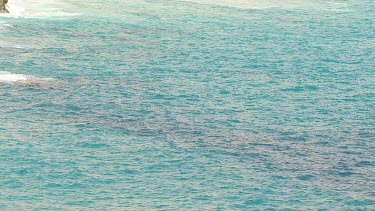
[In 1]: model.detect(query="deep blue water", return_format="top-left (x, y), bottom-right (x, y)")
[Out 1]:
top-left (0, 0), bottom-right (374, 209)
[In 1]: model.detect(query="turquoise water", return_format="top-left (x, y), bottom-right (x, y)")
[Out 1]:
top-left (1, 0), bottom-right (374, 209)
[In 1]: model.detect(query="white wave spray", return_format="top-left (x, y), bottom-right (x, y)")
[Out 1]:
top-left (0, 71), bottom-right (54, 85)
top-left (4, 0), bottom-right (79, 18)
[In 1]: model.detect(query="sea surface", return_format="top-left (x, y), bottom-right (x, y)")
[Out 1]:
top-left (0, 0), bottom-right (374, 209)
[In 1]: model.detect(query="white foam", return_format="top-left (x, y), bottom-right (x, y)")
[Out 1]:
top-left (3, 0), bottom-right (79, 18)
top-left (0, 72), bottom-right (28, 84)
top-left (321, 2), bottom-right (351, 12)
top-left (0, 71), bottom-right (54, 85)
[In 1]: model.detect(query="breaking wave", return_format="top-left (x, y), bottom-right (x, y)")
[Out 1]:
top-left (3, 0), bottom-right (79, 18)
top-left (0, 71), bottom-right (54, 85)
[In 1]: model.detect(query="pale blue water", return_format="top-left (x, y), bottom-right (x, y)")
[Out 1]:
top-left (0, 0), bottom-right (374, 209)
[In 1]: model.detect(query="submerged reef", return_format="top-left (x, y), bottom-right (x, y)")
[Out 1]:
top-left (0, 0), bottom-right (8, 13)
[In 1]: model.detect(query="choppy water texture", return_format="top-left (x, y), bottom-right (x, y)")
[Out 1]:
top-left (1, 0), bottom-right (374, 209)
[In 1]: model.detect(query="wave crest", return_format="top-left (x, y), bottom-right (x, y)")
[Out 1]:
top-left (0, 71), bottom-right (54, 86)
top-left (4, 0), bottom-right (79, 18)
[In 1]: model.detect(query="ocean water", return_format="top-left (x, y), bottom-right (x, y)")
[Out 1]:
top-left (1, 0), bottom-right (374, 209)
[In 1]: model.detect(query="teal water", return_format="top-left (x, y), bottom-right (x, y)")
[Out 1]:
top-left (1, 0), bottom-right (374, 209)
